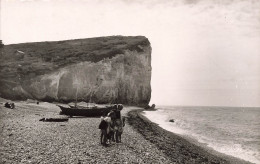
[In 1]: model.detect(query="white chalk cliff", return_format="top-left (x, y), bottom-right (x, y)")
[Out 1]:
top-left (0, 36), bottom-right (151, 106)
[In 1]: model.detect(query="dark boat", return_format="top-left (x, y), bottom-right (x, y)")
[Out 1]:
top-left (57, 85), bottom-right (114, 117)
top-left (57, 104), bottom-right (113, 117)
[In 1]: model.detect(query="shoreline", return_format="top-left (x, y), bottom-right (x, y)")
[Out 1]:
top-left (0, 100), bottom-right (253, 163)
top-left (127, 109), bottom-right (252, 164)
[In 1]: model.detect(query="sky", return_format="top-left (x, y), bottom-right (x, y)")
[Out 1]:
top-left (1, 0), bottom-right (260, 107)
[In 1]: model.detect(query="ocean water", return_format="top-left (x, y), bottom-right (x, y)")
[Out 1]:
top-left (143, 106), bottom-right (260, 164)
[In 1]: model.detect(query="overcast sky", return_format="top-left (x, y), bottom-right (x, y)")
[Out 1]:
top-left (1, 0), bottom-right (260, 107)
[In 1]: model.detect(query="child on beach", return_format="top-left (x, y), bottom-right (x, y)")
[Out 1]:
top-left (113, 104), bottom-right (125, 143)
top-left (99, 105), bottom-right (125, 145)
top-left (99, 113), bottom-right (109, 146)
top-left (107, 110), bottom-right (116, 142)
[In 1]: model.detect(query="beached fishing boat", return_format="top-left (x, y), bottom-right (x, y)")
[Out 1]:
top-left (57, 104), bottom-right (114, 117)
top-left (57, 78), bottom-right (115, 117)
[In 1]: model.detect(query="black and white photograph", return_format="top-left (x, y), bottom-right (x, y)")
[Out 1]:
top-left (0, 0), bottom-right (259, 163)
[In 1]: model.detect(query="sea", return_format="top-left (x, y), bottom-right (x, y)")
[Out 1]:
top-left (143, 106), bottom-right (260, 164)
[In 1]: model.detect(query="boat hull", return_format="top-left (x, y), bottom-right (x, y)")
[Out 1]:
top-left (57, 105), bottom-right (113, 117)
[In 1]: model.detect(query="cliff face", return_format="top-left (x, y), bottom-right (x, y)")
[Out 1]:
top-left (0, 36), bottom-right (151, 106)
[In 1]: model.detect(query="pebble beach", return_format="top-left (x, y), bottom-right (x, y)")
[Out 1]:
top-left (0, 101), bottom-right (171, 163)
top-left (0, 100), bottom-right (251, 164)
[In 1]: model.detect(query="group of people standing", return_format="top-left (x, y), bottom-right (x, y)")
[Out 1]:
top-left (98, 104), bottom-right (125, 146)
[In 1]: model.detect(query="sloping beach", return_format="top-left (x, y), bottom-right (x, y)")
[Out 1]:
top-left (0, 100), bottom-right (251, 164)
top-left (0, 101), bottom-right (171, 163)
top-left (128, 109), bottom-right (252, 164)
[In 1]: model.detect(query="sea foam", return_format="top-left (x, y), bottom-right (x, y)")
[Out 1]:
top-left (143, 106), bottom-right (260, 164)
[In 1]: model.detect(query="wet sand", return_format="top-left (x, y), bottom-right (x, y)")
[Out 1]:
top-left (0, 100), bottom-right (251, 163)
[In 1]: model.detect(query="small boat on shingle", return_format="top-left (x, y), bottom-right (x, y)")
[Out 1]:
top-left (57, 103), bottom-right (114, 117)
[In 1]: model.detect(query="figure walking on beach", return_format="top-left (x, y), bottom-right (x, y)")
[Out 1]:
top-left (113, 104), bottom-right (125, 143)
top-left (107, 109), bottom-right (116, 142)
top-left (99, 113), bottom-right (110, 146)
top-left (99, 105), bottom-right (125, 146)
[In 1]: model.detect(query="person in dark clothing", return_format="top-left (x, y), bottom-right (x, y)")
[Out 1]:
top-left (107, 110), bottom-right (116, 142)
top-left (99, 113), bottom-right (108, 146)
top-left (115, 109), bottom-right (121, 119)
top-left (114, 104), bottom-right (125, 143)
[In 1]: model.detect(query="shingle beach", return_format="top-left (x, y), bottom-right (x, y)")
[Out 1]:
top-left (0, 100), bottom-right (251, 164)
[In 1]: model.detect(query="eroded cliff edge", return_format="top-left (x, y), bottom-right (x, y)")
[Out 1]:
top-left (0, 36), bottom-right (151, 106)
